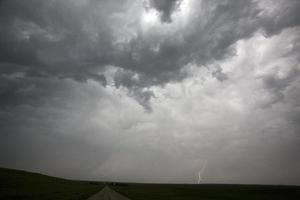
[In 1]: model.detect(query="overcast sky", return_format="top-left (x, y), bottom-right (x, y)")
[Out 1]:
top-left (0, 0), bottom-right (300, 185)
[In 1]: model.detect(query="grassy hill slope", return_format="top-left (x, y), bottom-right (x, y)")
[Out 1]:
top-left (0, 167), bottom-right (103, 200)
top-left (1, 167), bottom-right (300, 200)
top-left (112, 183), bottom-right (300, 200)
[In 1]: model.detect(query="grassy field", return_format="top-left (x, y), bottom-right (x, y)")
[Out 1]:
top-left (1, 167), bottom-right (300, 200)
top-left (112, 183), bottom-right (300, 200)
top-left (0, 167), bottom-right (103, 200)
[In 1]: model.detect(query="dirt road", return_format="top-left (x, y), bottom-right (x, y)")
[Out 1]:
top-left (87, 186), bottom-right (131, 200)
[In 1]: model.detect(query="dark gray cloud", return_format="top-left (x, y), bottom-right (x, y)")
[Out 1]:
top-left (1, 0), bottom-right (299, 93)
top-left (148, 0), bottom-right (182, 23)
top-left (0, 0), bottom-right (300, 184)
top-left (211, 65), bottom-right (228, 82)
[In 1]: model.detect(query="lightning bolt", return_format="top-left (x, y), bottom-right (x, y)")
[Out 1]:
top-left (197, 160), bottom-right (207, 184)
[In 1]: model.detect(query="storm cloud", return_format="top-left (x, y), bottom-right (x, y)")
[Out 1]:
top-left (0, 0), bottom-right (300, 184)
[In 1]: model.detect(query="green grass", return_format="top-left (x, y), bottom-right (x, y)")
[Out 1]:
top-left (112, 183), bottom-right (300, 200)
top-left (0, 167), bottom-right (103, 200)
